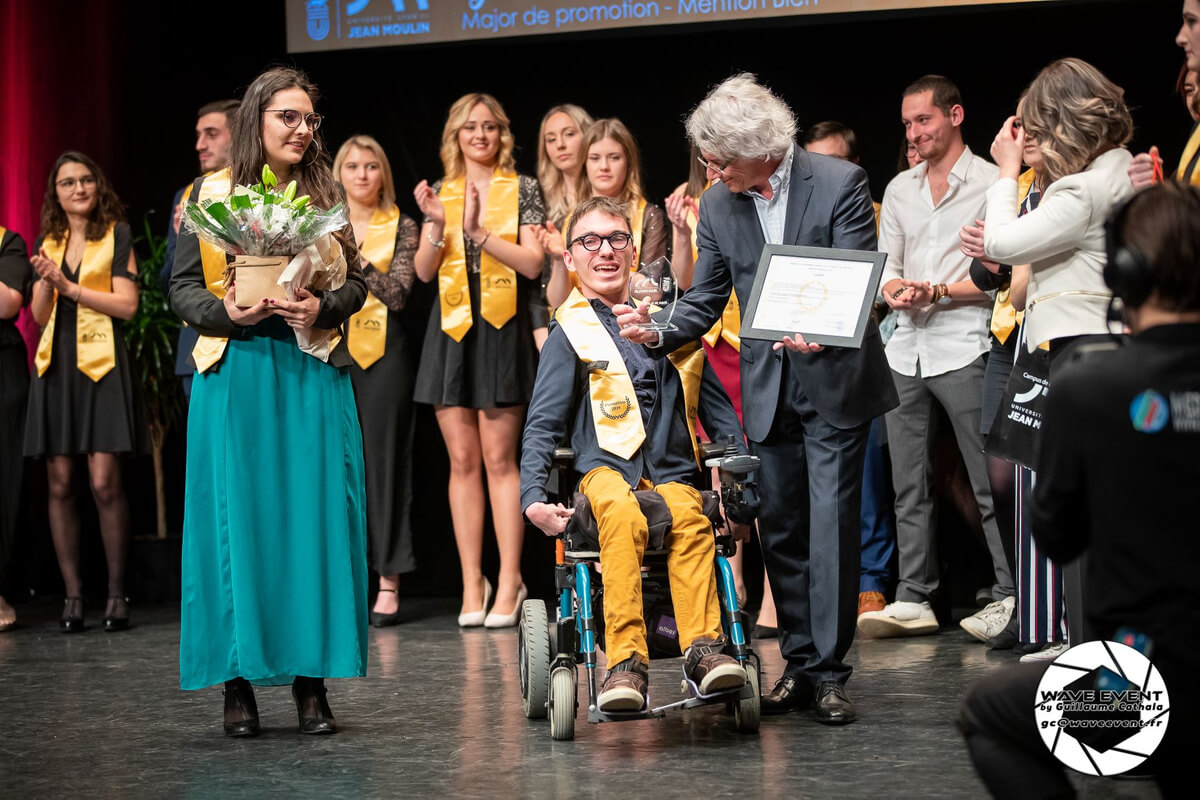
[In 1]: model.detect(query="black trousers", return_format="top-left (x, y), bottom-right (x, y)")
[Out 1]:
top-left (754, 358), bottom-right (869, 687)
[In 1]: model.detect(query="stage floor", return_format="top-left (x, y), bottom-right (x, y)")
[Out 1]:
top-left (0, 598), bottom-right (1160, 798)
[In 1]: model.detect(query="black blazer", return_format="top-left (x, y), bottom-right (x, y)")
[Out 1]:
top-left (520, 321), bottom-right (747, 511)
top-left (657, 148), bottom-right (898, 440)
top-left (167, 173), bottom-right (366, 369)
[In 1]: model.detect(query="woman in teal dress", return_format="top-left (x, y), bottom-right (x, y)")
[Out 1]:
top-left (168, 67), bottom-right (368, 737)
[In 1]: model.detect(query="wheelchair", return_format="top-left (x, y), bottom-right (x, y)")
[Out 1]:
top-left (518, 439), bottom-right (762, 740)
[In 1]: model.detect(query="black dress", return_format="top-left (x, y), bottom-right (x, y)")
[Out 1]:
top-left (24, 222), bottom-right (147, 457)
top-left (350, 214), bottom-right (418, 576)
top-left (0, 227), bottom-right (32, 594)
top-left (414, 175), bottom-right (545, 408)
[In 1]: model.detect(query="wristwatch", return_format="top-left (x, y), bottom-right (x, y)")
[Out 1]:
top-left (934, 283), bottom-right (952, 305)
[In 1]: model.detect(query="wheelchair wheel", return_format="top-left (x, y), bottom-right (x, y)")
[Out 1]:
top-left (519, 600), bottom-right (551, 719)
top-left (733, 661), bottom-right (761, 733)
top-left (549, 666), bottom-right (577, 741)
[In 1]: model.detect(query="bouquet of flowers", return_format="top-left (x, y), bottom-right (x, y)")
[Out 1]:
top-left (182, 164), bottom-right (351, 361)
top-left (181, 163), bottom-right (348, 256)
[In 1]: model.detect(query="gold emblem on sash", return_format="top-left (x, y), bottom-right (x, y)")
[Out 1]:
top-left (35, 223), bottom-right (117, 382)
top-left (438, 170), bottom-right (520, 341)
top-left (348, 205), bottom-right (400, 369)
top-left (191, 168), bottom-right (233, 373)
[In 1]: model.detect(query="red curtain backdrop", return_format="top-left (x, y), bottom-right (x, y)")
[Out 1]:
top-left (1, 0), bottom-right (116, 364)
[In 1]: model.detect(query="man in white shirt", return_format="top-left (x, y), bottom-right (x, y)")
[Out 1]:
top-left (859, 75), bottom-right (1015, 640)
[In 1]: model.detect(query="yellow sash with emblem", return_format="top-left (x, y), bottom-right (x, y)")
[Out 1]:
top-left (348, 205), bottom-right (401, 369)
top-left (556, 289), bottom-right (706, 467)
top-left (989, 169), bottom-right (1037, 345)
top-left (35, 223), bottom-right (117, 381)
top-left (438, 170), bottom-right (519, 341)
top-left (1177, 123), bottom-right (1200, 187)
top-left (191, 167), bottom-right (234, 373)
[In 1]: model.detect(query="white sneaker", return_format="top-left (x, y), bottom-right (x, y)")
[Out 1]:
top-left (959, 596), bottom-right (1016, 643)
top-left (1020, 642), bottom-right (1070, 663)
top-left (856, 601), bottom-right (939, 638)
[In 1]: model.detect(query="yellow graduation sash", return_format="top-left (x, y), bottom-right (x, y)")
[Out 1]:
top-left (1177, 123), bottom-right (1200, 187)
top-left (191, 167), bottom-right (233, 373)
top-left (689, 196), bottom-right (742, 352)
top-left (557, 289), bottom-right (706, 466)
top-left (438, 170), bottom-right (519, 341)
top-left (348, 205), bottom-right (401, 369)
top-left (989, 169), bottom-right (1037, 345)
top-left (35, 223), bottom-right (117, 381)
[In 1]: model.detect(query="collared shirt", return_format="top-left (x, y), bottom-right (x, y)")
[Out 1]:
top-left (592, 298), bottom-right (656, 424)
top-left (878, 145), bottom-right (998, 378)
top-left (747, 143), bottom-right (794, 245)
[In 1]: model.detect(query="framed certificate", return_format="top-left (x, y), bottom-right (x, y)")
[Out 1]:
top-left (740, 245), bottom-right (888, 348)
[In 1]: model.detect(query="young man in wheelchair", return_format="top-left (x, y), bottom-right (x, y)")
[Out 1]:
top-left (521, 196), bottom-right (751, 713)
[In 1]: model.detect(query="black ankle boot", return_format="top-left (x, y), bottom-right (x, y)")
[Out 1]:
top-left (60, 597), bottom-right (85, 634)
top-left (223, 678), bottom-right (261, 737)
top-left (103, 595), bottom-right (131, 633)
top-left (292, 676), bottom-right (337, 735)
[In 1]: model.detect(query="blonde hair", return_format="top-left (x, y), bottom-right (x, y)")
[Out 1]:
top-left (537, 104), bottom-right (594, 225)
top-left (576, 118), bottom-right (645, 218)
top-left (1021, 58), bottom-right (1133, 185)
top-left (439, 93), bottom-right (516, 180)
top-left (333, 134), bottom-right (397, 211)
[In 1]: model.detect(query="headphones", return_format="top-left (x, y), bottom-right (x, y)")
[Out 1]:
top-left (1103, 191), bottom-right (1152, 309)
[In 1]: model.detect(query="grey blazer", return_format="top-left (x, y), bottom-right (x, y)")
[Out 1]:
top-left (658, 148), bottom-right (898, 440)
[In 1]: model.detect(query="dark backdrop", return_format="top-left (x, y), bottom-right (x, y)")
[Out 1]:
top-left (3, 0), bottom-right (1188, 604)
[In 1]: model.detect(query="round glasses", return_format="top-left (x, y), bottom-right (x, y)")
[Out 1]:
top-left (265, 109), bottom-right (323, 131)
top-left (569, 232), bottom-right (633, 252)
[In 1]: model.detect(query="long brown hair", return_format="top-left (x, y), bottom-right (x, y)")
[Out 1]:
top-left (575, 118), bottom-right (645, 215)
top-left (439, 92), bottom-right (517, 181)
top-left (40, 151), bottom-right (126, 242)
top-left (229, 67), bottom-right (340, 211)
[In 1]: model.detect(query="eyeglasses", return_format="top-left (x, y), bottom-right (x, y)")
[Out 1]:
top-left (265, 109), bottom-right (323, 131)
top-left (697, 154), bottom-right (732, 177)
top-left (569, 232), bottom-right (633, 252)
top-left (56, 175), bottom-right (97, 190)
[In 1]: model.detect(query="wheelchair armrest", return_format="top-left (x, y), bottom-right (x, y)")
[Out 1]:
top-left (699, 441), bottom-right (731, 463)
top-left (552, 447), bottom-right (576, 471)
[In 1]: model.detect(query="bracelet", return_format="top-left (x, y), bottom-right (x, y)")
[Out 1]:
top-left (427, 230), bottom-right (445, 248)
top-left (891, 286), bottom-right (906, 300)
top-left (474, 229), bottom-right (491, 248)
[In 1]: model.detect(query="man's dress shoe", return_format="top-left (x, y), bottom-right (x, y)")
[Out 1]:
top-left (814, 680), bottom-right (857, 725)
top-left (761, 674), bottom-right (813, 715)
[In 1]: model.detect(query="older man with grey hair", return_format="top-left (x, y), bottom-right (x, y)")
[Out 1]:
top-left (620, 73), bottom-right (898, 724)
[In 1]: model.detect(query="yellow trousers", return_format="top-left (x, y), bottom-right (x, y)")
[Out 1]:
top-left (578, 466), bottom-right (723, 666)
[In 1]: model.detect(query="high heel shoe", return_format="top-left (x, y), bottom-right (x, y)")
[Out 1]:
top-left (370, 588), bottom-right (402, 628)
top-left (457, 578), bottom-right (493, 628)
top-left (223, 677), bottom-right (260, 737)
top-left (60, 597), bottom-right (85, 634)
top-left (484, 584), bottom-right (528, 628)
top-left (292, 676), bottom-right (337, 735)
top-left (103, 595), bottom-right (131, 633)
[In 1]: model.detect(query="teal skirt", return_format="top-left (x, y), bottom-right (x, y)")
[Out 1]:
top-left (179, 332), bottom-right (368, 690)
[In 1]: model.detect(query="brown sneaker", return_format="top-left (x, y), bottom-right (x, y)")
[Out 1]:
top-left (684, 636), bottom-right (746, 695)
top-left (858, 591), bottom-right (886, 617)
top-left (598, 655), bottom-right (649, 712)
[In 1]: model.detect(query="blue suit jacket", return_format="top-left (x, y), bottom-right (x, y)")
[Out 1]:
top-left (520, 320), bottom-right (747, 511)
top-left (658, 148), bottom-right (898, 441)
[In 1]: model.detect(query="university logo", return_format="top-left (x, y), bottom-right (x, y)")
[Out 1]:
top-left (346, 0), bottom-right (429, 12)
top-left (1033, 640), bottom-right (1170, 776)
top-left (306, 0), bottom-right (330, 41)
top-left (360, 318), bottom-right (381, 330)
top-left (444, 289), bottom-right (464, 306)
top-left (1129, 390), bottom-right (1169, 433)
top-left (80, 331), bottom-right (108, 342)
top-left (599, 397), bottom-right (632, 420)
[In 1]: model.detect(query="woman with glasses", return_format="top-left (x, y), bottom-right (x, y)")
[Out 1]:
top-left (25, 151), bottom-right (144, 634)
top-left (333, 134), bottom-right (419, 628)
top-left (412, 93), bottom-right (545, 629)
top-left (170, 66), bottom-right (368, 736)
top-left (1, 223), bottom-right (33, 632)
top-left (545, 118), bottom-right (666, 308)
top-left (533, 104), bottom-right (592, 337)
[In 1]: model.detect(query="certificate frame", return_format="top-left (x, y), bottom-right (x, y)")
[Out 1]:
top-left (740, 244), bottom-right (888, 349)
